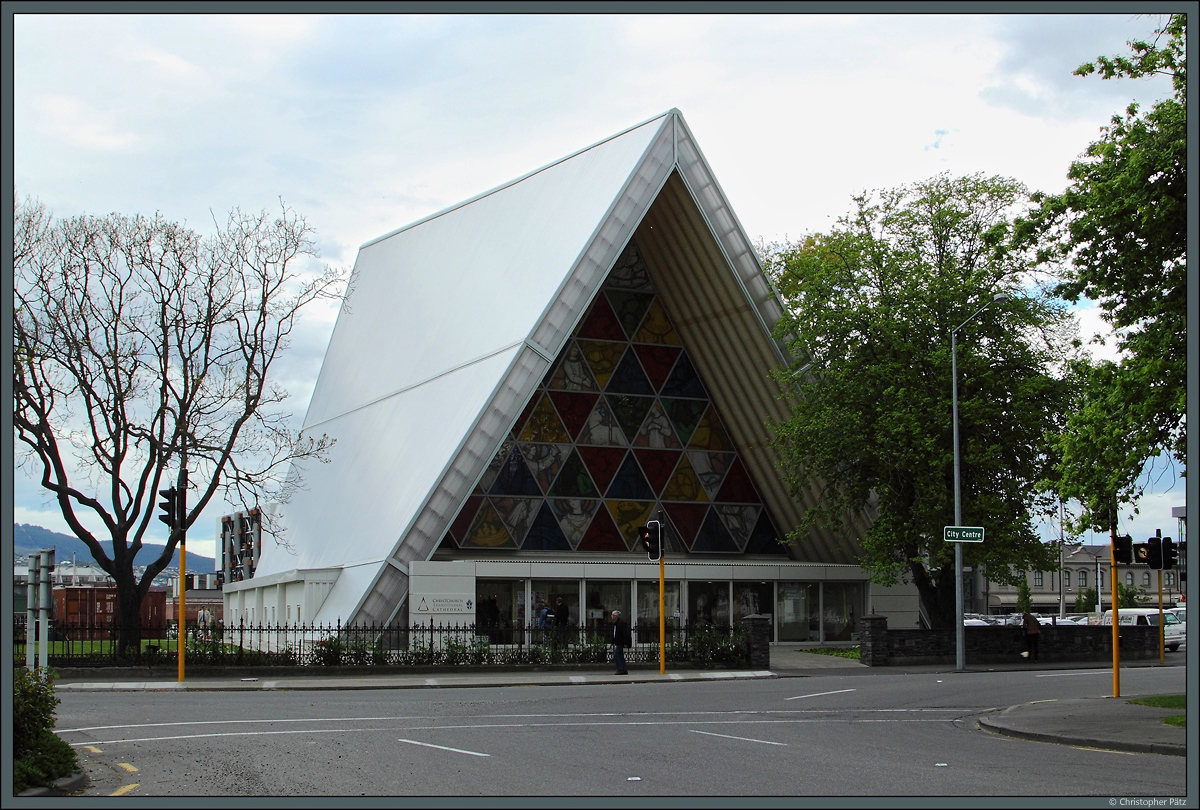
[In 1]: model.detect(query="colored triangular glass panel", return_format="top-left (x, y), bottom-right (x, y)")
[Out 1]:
top-left (476, 440), bottom-right (513, 494)
top-left (548, 390), bottom-right (598, 441)
top-left (575, 293), bottom-right (625, 341)
top-left (550, 498), bottom-right (600, 546)
top-left (448, 495), bottom-right (484, 542)
top-left (661, 351), bottom-right (707, 399)
top-left (461, 500), bottom-right (517, 548)
top-left (605, 290), bottom-right (655, 339)
top-left (631, 298), bottom-right (680, 345)
top-left (744, 510), bottom-right (788, 555)
top-left (606, 393), bottom-right (654, 444)
top-left (607, 452), bottom-right (656, 500)
top-left (605, 243), bottom-right (655, 292)
top-left (691, 508), bottom-right (740, 553)
top-left (633, 344), bottom-right (682, 392)
top-left (489, 446), bottom-right (542, 496)
top-left (605, 347), bottom-right (654, 395)
top-left (577, 339), bottom-right (625, 389)
top-left (663, 502), bottom-right (708, 548)
top-left (662, 453), bottom-right (707, 502)
top-left (663, 398), bottom-right (708, 447)
top-left (687, 405), bottom-right (735, 451)
top-left (605, 500), bottom-right (656, 548)
top-left (577, 396), bottom-right (628, 447)
top-left (492, 496), bottom-right (541, 545)
top-left (576, 446), bottom-right (627, 493)
top-left (548, 449), bottom-right (599, 498)
top-left (521, 501), bottom-right (572, 551)
top-left (545, 341), bottom-right (599, 392)
top-left (686, 450), bottom-right (733, 500)
top-left (715, 457), bottom-right (761, 503)
top-left (715, 504), bottom-right (761, 551)
top-left (632, 448), bottom-right (681, 494)
top-left (511, 396), bottom-right (539, 440)
top-left (518, 394), bottom-right (572, 443)
top-left (519, 443), bottom-right (570, 494)
top-left (577, 504), bottom-right (630, 551)
top-left (634, 400), bottom-right (682, 449)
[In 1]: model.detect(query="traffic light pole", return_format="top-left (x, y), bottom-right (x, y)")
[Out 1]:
top-left (1109, 504), bottom-right (1120, 698)
top-left (176, 467), bottom-right (188, 683)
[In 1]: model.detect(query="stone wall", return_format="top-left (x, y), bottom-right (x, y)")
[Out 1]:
top-left (857, 615), bottom-right (1163, 666)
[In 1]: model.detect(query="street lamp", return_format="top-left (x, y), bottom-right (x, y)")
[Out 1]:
top-left (952, 292), bottom-right (1008, 672)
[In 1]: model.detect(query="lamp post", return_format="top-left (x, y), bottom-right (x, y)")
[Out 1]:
top-left (952, 292), bottom-right (1008, 672)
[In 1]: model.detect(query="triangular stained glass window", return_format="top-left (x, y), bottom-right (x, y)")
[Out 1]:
top-left (548, 390), bottom-right (598, 442)
top-left (576, 293), bottom-right (625, 341)
top-left (440, 237), bottom-right (779, 560)
top-left (606, 453), bottom-right (656, 500)
top-left (550, 498), bottom-right (601, 547)
top-left (661, 352), bottom-right (707, 399)
top-left (607, 394), bottom-right (654, 444)
top-left (547, 450), bottom-right (599, 498)
top-left (631, 299), bottom-right (680, 345)
top-left (492, 496), bottom-right (540, 545)
top-left (518, 395), bottom-right (572, 444)
top-left (577, 339), bottom-right (625, 389)
top-left (577, 505), bottom-right (630, 551)
top-left (606, 290), bottom-right (655, 339)
top-left (545, 341), bottom-right (599, 392)
top-left (520, 443), bottom-right (571, 495)
top-left (634, 400), bottom-right (682, 449)
top-left (521, 501), bottom-right (572, 551)
top-left (633, 344), bottom-right (681, 393)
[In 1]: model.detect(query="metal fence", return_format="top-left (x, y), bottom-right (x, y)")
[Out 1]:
top-left (12, 618), bottom-right (749, 669)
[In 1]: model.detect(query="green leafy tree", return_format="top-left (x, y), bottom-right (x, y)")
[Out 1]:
top-left (1015, 579), bottom-right (1033, 614)
top-left (1017, 14), bottom-right (1187, 535)
top-left (13, 195), bottom-right (345, 657)
top-left (1116, 581), bottom-right (1148, 609)
top-left (764, 173), bottom-right (1074, 629)
top-left (1074, 587), bottom-right (1098, 613)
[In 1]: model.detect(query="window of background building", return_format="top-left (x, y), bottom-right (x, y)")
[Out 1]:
top-left (1125, 572), bottom-right (1134, 587)
top-left (1078, 571), bottom-right (1087, 588)
top-left (1166, 572), bottom-right (1175, 586)
top-left (733, 582), bottom-right (774, 624)
top-left (586, 581), bottom-right (631, 636)
top-left (688, 581), bottom-right (729, 627)
top-left (476, 579), bottom-right (522, 644)
top-left (531, 579), bottom-right (580, 631)
top-left (635, 580), bottom-right (681, 639)
top-left (1034, 571), bottom-right (1043, 587)
top-left (777, 581), bottom-right (819, 642)
top-left (1142, 572), bottom-right (1151, 587)
top-left (822, 583), bottom-right (864, 642)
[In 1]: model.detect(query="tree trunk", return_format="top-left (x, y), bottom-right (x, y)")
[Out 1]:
top-left (113, 571), bottom-right (144, 660)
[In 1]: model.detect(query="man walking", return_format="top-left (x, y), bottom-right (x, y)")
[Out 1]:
top-left (610, 610), bottom-right (631, 674)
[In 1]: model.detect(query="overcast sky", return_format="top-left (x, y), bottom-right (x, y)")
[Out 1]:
top-left (10, 9), bottom-right (1185, 561)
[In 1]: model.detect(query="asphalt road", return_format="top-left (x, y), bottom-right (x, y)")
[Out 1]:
top-left (52, 664), bottom-right (1188, 801)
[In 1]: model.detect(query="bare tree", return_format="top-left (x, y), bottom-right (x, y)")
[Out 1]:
top-left (13, 193), bottom-right (345, 657)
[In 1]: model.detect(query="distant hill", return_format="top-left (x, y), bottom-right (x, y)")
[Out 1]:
top-left (13, 523), bottom-right (217, 574)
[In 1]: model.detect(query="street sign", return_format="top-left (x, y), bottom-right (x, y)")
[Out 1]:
top-left (944, 526), bottom-right (984, 543)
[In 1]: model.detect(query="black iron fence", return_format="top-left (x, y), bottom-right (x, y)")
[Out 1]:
top-left (12, 618), bottom-right (749, 669)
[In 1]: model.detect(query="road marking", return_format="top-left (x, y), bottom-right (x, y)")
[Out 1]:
top-left (690, 729), bottom-right (786, 746)
top-left (117, 763), bottom-right (139, 773)
top-left (83, 745), bottom-right (102, 753)
top-left (1035, 671), bottom-right (1111, 678)
top-left (110, 784), bottom-right (139, 796)
top-left (785, 688), bottom-right (856, 701)
top-left (569, 676), bottom-right (587, 683)
top-left (397, 738), bottom-right (489, 757)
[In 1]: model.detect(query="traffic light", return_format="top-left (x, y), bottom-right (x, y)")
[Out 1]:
top-left (637, 521), bottom-right (661, 561)
top-left (158, 486), bottom-right (179, 531)
top-left (1146, 536), bottom-right (1163, 570)
top-left (1161, 537), bottom-right (1178, 570)
top-left (1112, 535), bottom-right (1133, 565)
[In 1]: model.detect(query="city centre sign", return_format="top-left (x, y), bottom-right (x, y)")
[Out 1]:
top-left (944, 526), bottom-right (984, 543)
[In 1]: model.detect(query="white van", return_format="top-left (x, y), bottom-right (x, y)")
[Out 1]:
top-left (1101, 608), bottom-right (1185, 652)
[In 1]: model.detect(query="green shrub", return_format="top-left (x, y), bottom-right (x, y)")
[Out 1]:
top-left (12, 668), bottom-right (80, 794)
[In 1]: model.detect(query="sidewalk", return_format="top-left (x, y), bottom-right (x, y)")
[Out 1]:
top-left (29, 649), bottom-right (1185, 795)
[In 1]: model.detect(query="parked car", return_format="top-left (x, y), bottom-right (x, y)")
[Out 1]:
top-left (1101, 608), bottom-right (1185, 652)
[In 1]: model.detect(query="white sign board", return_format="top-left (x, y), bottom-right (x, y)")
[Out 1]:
top-left (412, 594), bottom-right (474, 613)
